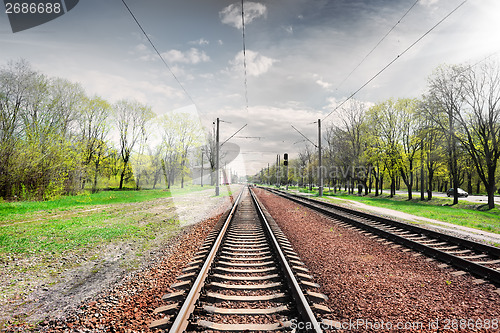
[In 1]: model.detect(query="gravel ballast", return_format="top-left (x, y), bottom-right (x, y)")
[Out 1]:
top-left (255, 188), bottom-right (500, 332)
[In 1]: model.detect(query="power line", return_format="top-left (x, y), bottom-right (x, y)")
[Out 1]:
top-left (120, 0), bottom-right (198, 108)
top-left (221, 124), bottom-right (248, 147)
top-left (241, 0), bottom-right (249, 112)
top-left (323, 0), bottom-right (468, 122)
top-left (335, 0), bottom-right (420, 91)
top-left (291, 125), bottom-right (317, 148)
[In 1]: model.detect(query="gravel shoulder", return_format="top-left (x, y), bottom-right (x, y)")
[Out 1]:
top-left (255, 188), bottom-right (500, 332)
top-left (1, 185), bottom-right (239, 331)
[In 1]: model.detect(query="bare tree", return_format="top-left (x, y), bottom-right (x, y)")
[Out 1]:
top-left (79, 96), bottom-right (111, 192)
top-left (0, 60), bottom-right (85, 199)
top-left (336, 99), bottom-right (369, 194)
top-left (422, 65), bottom-right (465, 205)
top-left (114, 100), bottom-right (154, 190)
top-left (203, 124), bottom-right (228, 186)
top-left (158, 112), bottom-right (202, 189)
top-left (149, 144), bottom-right (164, 189)
top-left (0, 59), bottom-right (38, 198)
top-left (177, 115), bottom-right (203, 188)
top-left (455, 61), bottom-right (500, 209)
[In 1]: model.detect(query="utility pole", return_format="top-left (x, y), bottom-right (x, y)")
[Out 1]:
top-left (284, 153), bottom-right (289, 191)
top-left (267, 163), bottom-right (269, 185)
top-left (278, 154), bottom-right (281, 187)
top-left (201, 148), bottom-right (204, 187)
top-left (215, 118), bottom-right (220, 196)
top-left (318, 119), bottom-right (323, 197)
top-left (275, 155), bottom-right (279, 187)
top-left (420, 138), bottom-right (425, 201)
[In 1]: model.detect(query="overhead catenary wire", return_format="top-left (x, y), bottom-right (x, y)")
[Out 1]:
top-left (120, 0), bottom-right (198, 109)
top-left (334, 0), bottom-right (420, 92)
top-left (221, 124), bottom-right (248, 147)
top-left (322, 0), bottom-right (468, 122)
top-left (291, 125), bottom-right (317, 148)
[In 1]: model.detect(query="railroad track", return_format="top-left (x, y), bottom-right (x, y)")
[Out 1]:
top-left (150, 186), bottom-right (330, 332)
top-left (264, 187), bottom-right (500, 286)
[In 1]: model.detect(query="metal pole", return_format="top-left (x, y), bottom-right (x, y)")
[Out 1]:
top-left (267, 163), bottom-right (269, 185)
top-left (275, 155), bottom-right (278, 187)
top-left (420, 138), bottom-right (425, 200)
top-left (286, 159), bottom-right (289, 191)
top-left (278, 154), bottom-right (281, 187)
top-left (318, 119), bottom-right (323, 197)
top-left (201, 150), bottom-right (204, 187)
top-left (215, 118), bottom-right (220, 196)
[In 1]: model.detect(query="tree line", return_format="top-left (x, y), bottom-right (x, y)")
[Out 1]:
top-left (254, 60), bottom-right (500, 209)
top-left (0, 59), bottom-right (215, 201)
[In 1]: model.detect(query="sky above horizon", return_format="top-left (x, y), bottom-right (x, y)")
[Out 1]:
top-left (1, 0), bottom-right (499, 176)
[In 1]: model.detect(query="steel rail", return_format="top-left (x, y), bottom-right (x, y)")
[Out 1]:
top-left (167, 187), bottom-right (244, 333)
top-left (249, 187), bottom-right (323, 332)
top-left (266, 188), bottom-right (500, 286)
top-left (270, 189), bottom-right (500, 257)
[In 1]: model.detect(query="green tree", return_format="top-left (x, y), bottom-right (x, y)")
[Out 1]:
top-left (395, 98), bottom-right (422, 200)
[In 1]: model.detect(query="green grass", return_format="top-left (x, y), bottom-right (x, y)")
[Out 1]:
top-left (0, 185), bottom-right (213, 222)
top-left (291, 187), bottom-right (500, 234)
top-left (0, 183), bottom-right (232, 329)
top-left (0, 210), bottom-right (178, 255)
top-left (0, 184), bottom-right (225, 255)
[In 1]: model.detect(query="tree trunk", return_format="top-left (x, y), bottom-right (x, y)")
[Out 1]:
top-left (427, 168), bottom-right (434, 200)
top-left (92, 162), bottom-right (99, 193)
top-left (390, 177), bottom-right (395, 197)
top-left (368, 167), bottom-right (373, 194)
top-left (119, 171), bottom-right (125, 190)
top-left (467, 172), bottom-right (473, 195)
top-left (487, 184), bottom-right (495, 209)
top-left (452, 173), bottom-right (459, 205)
top-left (486, 167), bottom-right (496, 209)
top-left (379, 175), bottom-right (384, 195)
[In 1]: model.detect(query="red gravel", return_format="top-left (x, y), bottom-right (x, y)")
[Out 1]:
top-left (255, 189), bottom-right (500, 332)
top-left (5, 213), bottom-right (222, 333)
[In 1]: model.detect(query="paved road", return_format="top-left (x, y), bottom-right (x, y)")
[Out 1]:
top-left (394, 190), bottom-right (500, 204)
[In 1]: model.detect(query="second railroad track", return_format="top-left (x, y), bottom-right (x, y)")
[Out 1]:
top-left (265, 187), bottom-right (500, 287)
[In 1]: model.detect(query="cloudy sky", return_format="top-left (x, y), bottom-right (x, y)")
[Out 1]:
top-left (1, 0), bottom-right (499, 176)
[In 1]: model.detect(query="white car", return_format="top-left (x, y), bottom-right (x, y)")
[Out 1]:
top-left (446, 188), bottom-right (468, 197)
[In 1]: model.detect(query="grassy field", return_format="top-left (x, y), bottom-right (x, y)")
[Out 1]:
top-left (0, 185), bottom-right (214, 223)
top-left (0, 185), bottom-right (221, 252)
top-left (283, 186), bottom-right (500, 234)
top-left (0, 185), bottom-right (222, 312)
